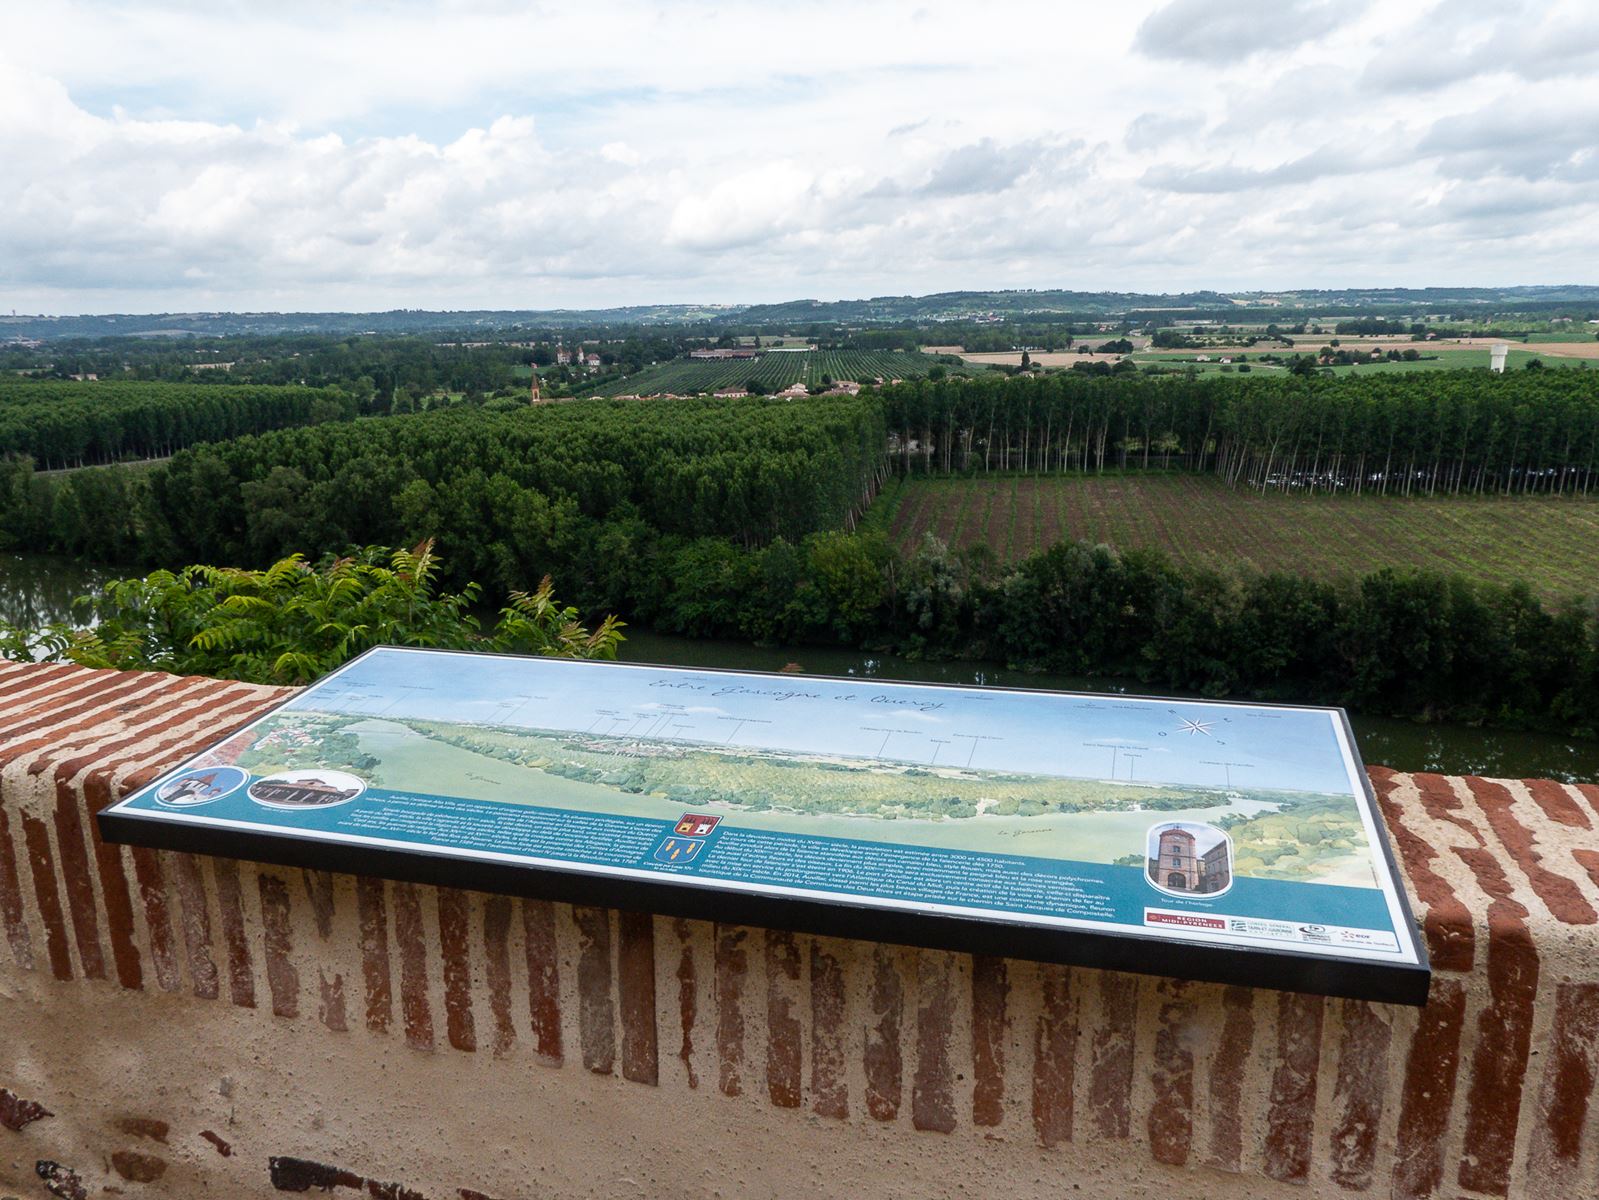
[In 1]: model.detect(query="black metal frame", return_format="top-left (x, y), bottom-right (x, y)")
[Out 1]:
top-left (97, 647), bottom-right (1433, 1007)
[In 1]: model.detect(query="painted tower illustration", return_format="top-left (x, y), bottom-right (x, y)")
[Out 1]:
top-left (1148, 825), bottom-right (1231, 894)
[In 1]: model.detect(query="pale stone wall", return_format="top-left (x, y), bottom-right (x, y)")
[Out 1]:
top-left (3, 658), bottom-right (1599, 1198)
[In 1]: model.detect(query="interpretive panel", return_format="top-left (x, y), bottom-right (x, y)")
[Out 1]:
top-left (99, 647), bottom-right (1429, 1004)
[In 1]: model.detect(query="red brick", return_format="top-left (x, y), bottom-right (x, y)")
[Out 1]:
top-left (1411, 771), bottom-right (1484, 841)
top-left (764, 929), bottom-right (800, 1107)
top-left (1527, 981), bottom-right (1599, 1192)
top-left (1032, 964), bottom-right (1075, 1148)
top-left (1465, 776), bottom-right (1596, 926)
top-left (393, 882), bottom-right (434, 1050)
top-left (1392, 977), bottom-right (1468, 1199)
top-left (573, 905), bottom-right (615, 1075)
top-left (1263, 990), bottom-right (1323, 1184)
top-left (912, 951), bottom-right (957, 1133)
top-left (971, 955), bottom-right (1008, 1128)
top-left (82, 784), bottom-right (142, 990)
top-left (1577, 782), bottom-right (1599, 821)
top-left (300, 869), bottom-right (347, 1034)
top-left (1574, 847), bottom-right (1599, 893)
top-left (50, 789), bottom-right (106, 980)
top-left (714, 923), bottom-right (749, 1097)
top-left (482, 896), bottom-right (516, 1058)
top-left (523, 899), bottom-right (562, 1066)
top-left (1148, 979), bottom-right (1195, 1166)
top-left (129, 847), bottom-right (179, 992)
top-left (48, 685), bottom-right (248, 790)
top-left (171, 852), bottom-right (219, 999)
top-left (1524, 778), bottom-right (1590, 828)
top-left (1456, 845), bottom-right (1541, 1196)
top-left (3, 672), bottom-right (182, 759)
top-left (1087, 971), bottom-right (1136, 1140)
top-left (1204, 986), bottom-right (1255, 1173)
top-left (22, 812), bottom-right (73, 980)
top-left (0, 807), bottom-right (35, 971)
top-left (673, 918), bottom-right (698, 1090)
top-left (356, 876), bottom-right (393, 1034)
top-left (1328, 1000), bottom-right (1392, 1191)
top-left (92, 692), bottom-right (276, 797)
top-left (809, 942), bottom-right (846, 1119)
top-left (437, 889), bottom-right (476, 1052)
top-left (258, 873), bottom-right (299, 1019)
top-left (619, 910), bottom-right (658, 1086)
top-left (212, 858), bottom-right (256, 1008)
top-left (1372, 773), bottom-right (1476, 972)
top-left (865, 946), bottom-right (904, 1122)
top-left (301, 869), bottom-right (336, 940)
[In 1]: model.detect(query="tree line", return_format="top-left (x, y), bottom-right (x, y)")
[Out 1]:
top-left (629, 530), bottom-right (1599, 738)
top-left (0, 380), bottom-right (355, 468)
top-left (878, 369), bottom-right (1599, 494)
top-left (8, 374), bottom-right (1599, 734)
top-left (0, 396), bottom-right (887, 604)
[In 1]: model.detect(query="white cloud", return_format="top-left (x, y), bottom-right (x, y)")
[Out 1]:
top-left (1134, 0), bottom-right (1360, 63)
top-left (1, 0), bottom-right (1597, 312)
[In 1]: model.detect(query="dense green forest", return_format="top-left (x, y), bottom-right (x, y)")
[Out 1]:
top-left (640, 534), bottom-right (1599, 737)
top-left (7, 370), bottom-right (1599, 734)
top-left (0, 396), bottom-right (886, 601)
top-left (0, 380), bottom-right (356, 468)
top-left (878, 370), bottom-right (1599, 494)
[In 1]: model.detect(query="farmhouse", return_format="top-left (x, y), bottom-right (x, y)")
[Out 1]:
top-left (689, 348), bottom-right (760, 360)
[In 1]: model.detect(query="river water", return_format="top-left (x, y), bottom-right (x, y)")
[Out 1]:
top-left (4, 553), bottom-right (1597, 782)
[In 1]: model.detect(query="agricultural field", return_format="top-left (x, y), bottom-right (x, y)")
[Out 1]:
top-left (584, 349), bottom-right (974, 397)
top-left (875, 472), bottom-right (1599, 601)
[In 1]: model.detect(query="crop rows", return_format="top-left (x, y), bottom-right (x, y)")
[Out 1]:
top-left (884, 473), bottom-right (1599, 600)
top-left (586, 349), bottom-right (963, 397)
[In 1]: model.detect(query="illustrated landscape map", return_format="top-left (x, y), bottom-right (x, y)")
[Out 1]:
top-left (106, 647), bottom-right (1424, 986)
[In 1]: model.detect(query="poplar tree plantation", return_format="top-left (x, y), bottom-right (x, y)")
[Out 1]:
top-left (5, 373), bottom-right (1599, 734)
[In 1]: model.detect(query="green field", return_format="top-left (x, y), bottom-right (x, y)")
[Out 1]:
top-left (877, 473), bottom-right (1599, 600)
top-left (584, 349), bottom-right (973, 397)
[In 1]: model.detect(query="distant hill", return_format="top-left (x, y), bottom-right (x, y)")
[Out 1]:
top-left (4, 285), bottom-right (1597, 339)
top-left (0, 305), bottom-right (742, 340)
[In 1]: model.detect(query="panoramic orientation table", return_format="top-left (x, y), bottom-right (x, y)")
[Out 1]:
top-left (99, 646), bottom-right (1430, 1004)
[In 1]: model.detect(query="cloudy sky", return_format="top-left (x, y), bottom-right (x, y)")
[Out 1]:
top-left (3, 0), bottom-right (1597, 313)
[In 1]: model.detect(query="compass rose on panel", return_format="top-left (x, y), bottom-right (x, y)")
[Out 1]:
top-left (1176, 718), bottom-right (1214, 737)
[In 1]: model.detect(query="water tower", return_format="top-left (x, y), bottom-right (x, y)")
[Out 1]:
top-left (1490, 343), bottom-right (1509, 373)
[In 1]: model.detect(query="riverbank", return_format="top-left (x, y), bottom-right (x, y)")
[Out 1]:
top-left (5, 553), bottom-right (1598, 782)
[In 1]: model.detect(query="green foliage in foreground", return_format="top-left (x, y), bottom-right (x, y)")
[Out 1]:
top-left (1, 541), bottom-right (623, 685)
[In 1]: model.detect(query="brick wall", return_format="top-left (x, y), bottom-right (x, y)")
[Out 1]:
top-left (3, 658), bottom-right (1599, 1198)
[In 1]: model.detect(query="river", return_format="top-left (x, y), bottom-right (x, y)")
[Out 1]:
top-left (3, 553), bottom-right (1597, 782)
